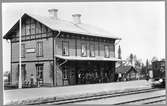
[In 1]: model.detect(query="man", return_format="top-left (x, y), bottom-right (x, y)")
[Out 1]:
top-left (30, 74), bottom-right (34, 87)
top-left (118, 73), bottom-right (122, 81)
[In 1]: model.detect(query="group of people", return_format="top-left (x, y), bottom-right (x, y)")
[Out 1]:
top-left (78, 71), bottom-right (112, 84)
top-left (23, 74), bottom-right (41, 88)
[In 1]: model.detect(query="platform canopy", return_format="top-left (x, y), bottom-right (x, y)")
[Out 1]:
top-left (55, 55), bottom-right (122, 62)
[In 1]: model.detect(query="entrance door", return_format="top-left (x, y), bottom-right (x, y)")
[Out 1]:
top-left (63, 65), bottom-right (69, 85)
top-left (36, 64), bottom-right (44, 86)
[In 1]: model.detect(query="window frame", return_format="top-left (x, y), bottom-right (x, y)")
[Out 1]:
top-left (62, 40), bottom-right (69, 56)
top-left (25, 24), bottom-right (31, 36)
top-left (21, 44), bottom-right (25, 58)
top-left (81, 43), bottom-right (87, 57)
top-left (104, 45), bottom-right (110, 58)
top-left (36, 41), bottom-right (43, 57)
top-left (89, 43), bottom-right (95, 57)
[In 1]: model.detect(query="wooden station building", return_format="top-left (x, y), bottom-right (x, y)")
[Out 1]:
top-left (3, 9), bottom-right (121, 87)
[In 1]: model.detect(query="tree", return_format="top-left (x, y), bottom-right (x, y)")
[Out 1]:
top-left (151, 56), bottom-right (158, 63)
top-left (140, 64), bottom-right (147, 79)
top-left (129, 53), bottom-right (133, 66)
top-left (135, 59), bottom-right (142, 68)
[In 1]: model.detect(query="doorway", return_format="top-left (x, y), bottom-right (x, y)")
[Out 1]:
top-left (36, 64), bottom-right (44, 86)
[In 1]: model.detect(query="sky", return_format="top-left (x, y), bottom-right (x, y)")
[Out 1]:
top-left (2, 2), bottom-right (165, 72)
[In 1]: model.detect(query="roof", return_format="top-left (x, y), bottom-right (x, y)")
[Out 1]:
top-left (116, 66), bottom-right (137, 74)
top-left (55, 55), bottom-right (122, 62)
top-left (4, 13), bottom-right (121, 40)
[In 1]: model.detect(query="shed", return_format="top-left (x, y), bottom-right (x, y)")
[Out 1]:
top-left (116, 66), bottom-right (138, 81)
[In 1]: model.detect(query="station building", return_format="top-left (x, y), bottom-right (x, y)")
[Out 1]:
top-left (3, 9), bottom-right (121, 87)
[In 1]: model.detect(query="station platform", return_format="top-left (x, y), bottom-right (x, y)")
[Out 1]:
top-left (3, 80), bottom-right (152, 105)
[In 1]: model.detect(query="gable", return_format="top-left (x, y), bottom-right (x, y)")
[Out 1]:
top-left (116, 66), bottom-right (138, 74)
top-left (127, 67), bottom-right (137, 74)
top-left (3, 14), bottom-right (52, 40)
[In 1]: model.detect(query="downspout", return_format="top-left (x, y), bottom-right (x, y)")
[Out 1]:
top-left (53, 29), bottom-right (61, 86)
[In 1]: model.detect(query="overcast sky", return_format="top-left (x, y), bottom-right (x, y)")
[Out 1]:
top-left (2, 2), bottom-right (165, 72)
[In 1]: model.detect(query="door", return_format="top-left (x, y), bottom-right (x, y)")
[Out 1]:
top-left (36, 64), bottom-right (44, 86)
top-left (63, 65), bottom-right (69, 85)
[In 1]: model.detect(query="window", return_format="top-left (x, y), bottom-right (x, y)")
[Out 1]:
top-left (22, 24), bottom-right (26, 35)
top-left (21, 44), bottom-right (25, 58)
top-left (36, 22), bottom-right (42, 34)
top-left (31, 24), bottom-right (35, 34)
top-left (36, 42), bottom-right (43, 57)
top-left (42, 25), bottom-right (46, 33)
top-left (111, 44), bottom-right (115, 52)
top-left (104, 45), bottom-right (110, 58)
top-left (25, 24), bottom-right (31, 35)
top-left (62, 41), bottom-right (69, 56)
top-left (81, 43), bottom-right (87, 57)
top-left (90, 44), bottom-right (95, 57)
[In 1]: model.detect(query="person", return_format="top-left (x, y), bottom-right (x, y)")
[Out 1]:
top-left (30, 74), bottom-right (34, 87)
top-left (146, 74), bottom-right (149, 82)
top-left (118, 73), bottom-right (122, 81)
top-left (37, 74), bottom-right (40, 87)
top-left (114, 73), bottom-right (118, 82)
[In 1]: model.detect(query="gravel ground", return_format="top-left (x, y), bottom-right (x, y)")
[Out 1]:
top-left (3, 80), bottom-right (152, 105)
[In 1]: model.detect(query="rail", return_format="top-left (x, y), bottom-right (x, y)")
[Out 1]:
top-left (27, 88), bottom-right (161, 105)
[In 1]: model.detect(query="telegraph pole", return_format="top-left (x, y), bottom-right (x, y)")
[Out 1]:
top-left (18, 18), bottom-right (22, 89)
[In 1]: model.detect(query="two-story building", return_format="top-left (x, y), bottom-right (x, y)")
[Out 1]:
top-left (3, 9), bottom-right (121, 87)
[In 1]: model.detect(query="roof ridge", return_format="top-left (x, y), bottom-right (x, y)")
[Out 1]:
top-left (4, 12), bottom-right (121, 40)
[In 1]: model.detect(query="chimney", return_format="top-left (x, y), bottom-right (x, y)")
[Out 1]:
top-left (72, 14), bottom-right (81, 24)
top-left (48, 9), bottom-right (58, 19)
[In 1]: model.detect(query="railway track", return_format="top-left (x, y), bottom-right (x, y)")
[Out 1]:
top-left (113, 95), bottom-right (166, 105)
top-left (28, 88), bottom-right (162, 105)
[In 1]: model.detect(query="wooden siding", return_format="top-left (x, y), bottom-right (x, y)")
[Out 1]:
top-left (11, 38), bottom-right (53, 62)
top-left (54, 34), bottom-right (115, 58)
